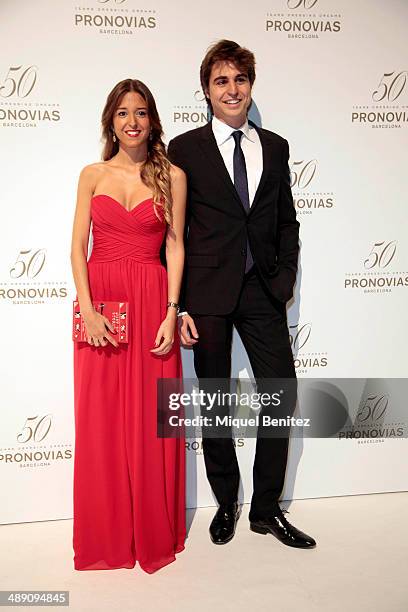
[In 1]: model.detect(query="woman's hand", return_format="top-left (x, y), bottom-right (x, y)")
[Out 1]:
top-left (83, 309), bottom-right (119, 348)
top-left (150, 310), bottom-right (177, 355)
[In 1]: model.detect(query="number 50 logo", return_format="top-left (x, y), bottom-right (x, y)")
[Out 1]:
top-left (10, 249), bottom-right (47, 279)
top-left (290, 160), bottom-right (317, 190)
top-left (356, 394), bottom-right (388, 423)
top-left (364, 241), bottom-right (397, 269)
top-left (17, 415), bottom-right (52, 443)
top-left (289, 323), bottom-right (311, 351)
top-left (287, 0), bottom-right (318, 8)
top-left (0, 65), bottom-right (38, 98)
top-left (372, 71), bottom-right (407, 102)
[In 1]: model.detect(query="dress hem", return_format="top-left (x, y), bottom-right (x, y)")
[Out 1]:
top-left (74, 544), bottom-right (185, 574)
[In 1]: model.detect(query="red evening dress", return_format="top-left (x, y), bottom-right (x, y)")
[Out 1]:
top-left (73, 195), bottom-right (185, 574)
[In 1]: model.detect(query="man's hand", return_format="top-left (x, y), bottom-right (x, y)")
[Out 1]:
top-left (179, 313), bottom-right (199, 346)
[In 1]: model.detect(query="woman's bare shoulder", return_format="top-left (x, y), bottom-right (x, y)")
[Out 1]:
top-left (80, 161), bottom-right (108, 178)
top-left (78, 162), bottom-right (111, 189)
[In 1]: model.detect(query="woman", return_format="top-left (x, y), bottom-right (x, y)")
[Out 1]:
top-left (71, 79), bottom-right (186, 574)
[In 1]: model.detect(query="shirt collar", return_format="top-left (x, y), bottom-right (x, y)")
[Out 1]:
top-left (211, 115), bottom-right (256, 146)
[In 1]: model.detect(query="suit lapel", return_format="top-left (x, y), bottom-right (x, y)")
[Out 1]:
top-left (198, 122), bottom-right (246, 215)
top-left (248, 121), bottom-right (273, 215)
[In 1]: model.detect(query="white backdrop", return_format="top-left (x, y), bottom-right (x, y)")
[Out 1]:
top-left (1, 0), bottom-right (407, 523)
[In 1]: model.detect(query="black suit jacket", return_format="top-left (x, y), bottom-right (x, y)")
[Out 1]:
top-left (167, 120), bottom-right (299, 315)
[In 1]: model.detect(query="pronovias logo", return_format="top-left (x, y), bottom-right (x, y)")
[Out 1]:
top-left (266, 0), bottom-right (341, 39)
top-left (185, 439), bottom-right (244, 455)
top-left (289, 322), bottom-right (328, 373)
top-left (0, 249), bottom-right (68, 304)
top-left (352, 71), bottom-right (408, 128)
top-left (290, 158), bottom-right (334, 215)
top-left (344, 241), bottom-right (408, 294)
top-left (172, 90), bottom-right (208, 125)
top-left (0, 415), bottom-right (72, 469)
top-left (339, 393), bottom-right (404, 442)
top-left (74, 0), bottom-right (157, 36)
top-left (0, 65), bottom-right (61, 129)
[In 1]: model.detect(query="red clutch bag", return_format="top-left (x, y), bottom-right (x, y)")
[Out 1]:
top-left (72, 301), bottom-right (129, 343)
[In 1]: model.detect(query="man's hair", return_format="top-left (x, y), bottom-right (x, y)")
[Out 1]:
top-left (200, 39), bottom-right (256, 105)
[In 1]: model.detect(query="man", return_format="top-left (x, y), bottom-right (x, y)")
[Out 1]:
top-left (168, 40), bottom-right (315, 548)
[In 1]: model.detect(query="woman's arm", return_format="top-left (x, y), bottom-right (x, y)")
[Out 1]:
top-left (70, 166), bottom-right (95, 315)
top-left (151, 164), bottom-right (186, 355)
top-left (70, 165), bottom-right (117, 347)
top-left (166, 164), bottom-right (187, 308)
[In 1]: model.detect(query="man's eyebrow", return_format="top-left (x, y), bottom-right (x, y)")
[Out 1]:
top-left (213, 73), bottom-right (248, 81)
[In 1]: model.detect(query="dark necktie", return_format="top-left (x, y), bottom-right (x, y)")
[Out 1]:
top-left (232, 130), bottom-right (254, 273)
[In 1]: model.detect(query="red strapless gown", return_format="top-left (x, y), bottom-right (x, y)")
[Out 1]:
top-left (73, 195), bottom-right (185, 574)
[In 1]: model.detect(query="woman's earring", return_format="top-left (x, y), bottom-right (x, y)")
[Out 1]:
top-left (112, 132), bottom-right (117, 143)
top-left (149, 131), bottom-right (153, 141)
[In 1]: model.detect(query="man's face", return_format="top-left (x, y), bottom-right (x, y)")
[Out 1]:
top-left (205, 60), bottom-right (252, 128)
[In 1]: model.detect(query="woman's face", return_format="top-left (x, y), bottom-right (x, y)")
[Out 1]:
top-left (112, 91), bottom-right (151, 150)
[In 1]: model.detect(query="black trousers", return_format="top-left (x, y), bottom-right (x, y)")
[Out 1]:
top-left (192, 268), bottom-right (296, 521)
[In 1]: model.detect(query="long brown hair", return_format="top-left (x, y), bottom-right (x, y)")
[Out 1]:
top-left (101, 79), bottom-right (172, 224)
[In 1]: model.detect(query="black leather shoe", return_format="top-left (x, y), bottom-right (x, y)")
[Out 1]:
top-left (250, 508), bottom-right (316, 548)
top-left (209, 503), bottom-right (240, 545)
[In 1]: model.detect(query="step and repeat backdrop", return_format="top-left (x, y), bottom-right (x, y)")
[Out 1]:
top-left (1, 0), bottom-right (407, 523)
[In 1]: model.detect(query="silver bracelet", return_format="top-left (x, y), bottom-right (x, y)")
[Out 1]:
top-left (167, 301), bottom-right (180, 314)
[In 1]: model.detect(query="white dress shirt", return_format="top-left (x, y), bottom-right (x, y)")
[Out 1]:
top-left (211, 115), bottom-right (263, 206)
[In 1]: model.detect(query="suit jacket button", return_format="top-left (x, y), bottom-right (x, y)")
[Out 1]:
top-left (241, 249), bottom-right (246, 256)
